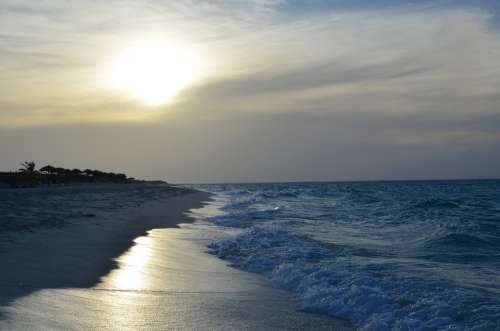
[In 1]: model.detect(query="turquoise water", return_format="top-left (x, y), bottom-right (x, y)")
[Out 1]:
top-left (195, 180), bottom-right (500, 330)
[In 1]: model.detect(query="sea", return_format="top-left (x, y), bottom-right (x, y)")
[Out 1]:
top-left (192, 180), bottom-right (500, 331)
top-left (1, 180), bottom-right (499, 330)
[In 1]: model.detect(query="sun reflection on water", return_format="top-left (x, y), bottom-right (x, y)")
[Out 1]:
top-left (107, 236), bottom-right (151, 290)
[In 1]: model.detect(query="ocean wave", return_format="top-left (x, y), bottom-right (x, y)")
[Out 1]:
top-left (208, 226), bottom-right (500, 331)
top-left (196, 181), bottom-right (500, 330)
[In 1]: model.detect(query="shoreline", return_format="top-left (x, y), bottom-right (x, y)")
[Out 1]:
top-left (0, 186), bottom-right (353, 330)
top-left (0, 187), bottom-right (210, 314)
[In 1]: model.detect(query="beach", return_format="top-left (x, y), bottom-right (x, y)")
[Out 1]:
top-left (1, 181), bottom-right (499, 330)
top-left (0, 185), bottom-right (352, 330)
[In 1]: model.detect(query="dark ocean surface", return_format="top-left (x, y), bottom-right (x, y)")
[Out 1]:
top-left (194, 180), bottom-right (500, 330)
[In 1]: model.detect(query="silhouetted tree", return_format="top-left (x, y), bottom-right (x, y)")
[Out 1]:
top-left (4, 163), bottom-right (132, 188)
top-left (54, 167), bottom-right (69, 175)
top-left (115, 173), bottom-right (127, 181)
top-left (19, 161), bottom-right (36, 173)
top-left (91, 170), bottom-right (105, 177)
top-left (40, 165), bottom-right (57, 174)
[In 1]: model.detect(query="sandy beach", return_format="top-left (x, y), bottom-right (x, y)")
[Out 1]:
top-left (0, 186), bottom-right (352, 330)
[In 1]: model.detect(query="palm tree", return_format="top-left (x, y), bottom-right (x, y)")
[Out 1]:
top-left (19, 161), bottom-right (36, 173)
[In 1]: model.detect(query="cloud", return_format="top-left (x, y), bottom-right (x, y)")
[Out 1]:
top-left (2, 3), bottom-right (500, 125)
top-left (1, 1), bottom-right (500, 181)
top-left (176, 8), bottom-right (500, 119)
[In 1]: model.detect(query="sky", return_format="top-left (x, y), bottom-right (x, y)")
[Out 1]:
top-left (1, 0), bottom-right (500, 183)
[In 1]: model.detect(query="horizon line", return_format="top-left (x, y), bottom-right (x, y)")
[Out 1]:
top-left (176, 177), bottom-right (500, 186)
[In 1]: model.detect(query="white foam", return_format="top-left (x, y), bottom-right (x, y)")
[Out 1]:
top-left (208, 226), bottom-right (500, 331)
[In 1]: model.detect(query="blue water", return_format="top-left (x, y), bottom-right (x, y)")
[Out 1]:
top-left (195, 180), bottom-right (500, 330)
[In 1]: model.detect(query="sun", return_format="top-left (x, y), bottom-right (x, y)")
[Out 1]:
top-left (107, 42), bottom-right (200, 106)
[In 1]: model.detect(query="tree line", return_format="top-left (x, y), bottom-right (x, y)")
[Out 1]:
top-left (1, 161), bottom-right (133, 188)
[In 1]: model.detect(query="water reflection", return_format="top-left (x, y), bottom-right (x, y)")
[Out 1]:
top-left (103, 236), bottom-right (152, 290)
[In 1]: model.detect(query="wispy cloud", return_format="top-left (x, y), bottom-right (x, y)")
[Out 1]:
top-left (1, 1), bottom-right (500, 180)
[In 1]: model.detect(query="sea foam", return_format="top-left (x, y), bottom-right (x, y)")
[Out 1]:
top-left (198, 181), bottom-right (500, 330)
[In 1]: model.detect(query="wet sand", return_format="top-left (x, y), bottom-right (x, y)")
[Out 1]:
top-left (0, 189), bottom-right (352, 330)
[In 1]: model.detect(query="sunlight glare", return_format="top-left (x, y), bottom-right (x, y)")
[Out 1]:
top-left (108, 42), bottom-right (200, 106)
top-left (108, 237), bottom-right (151, 290)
